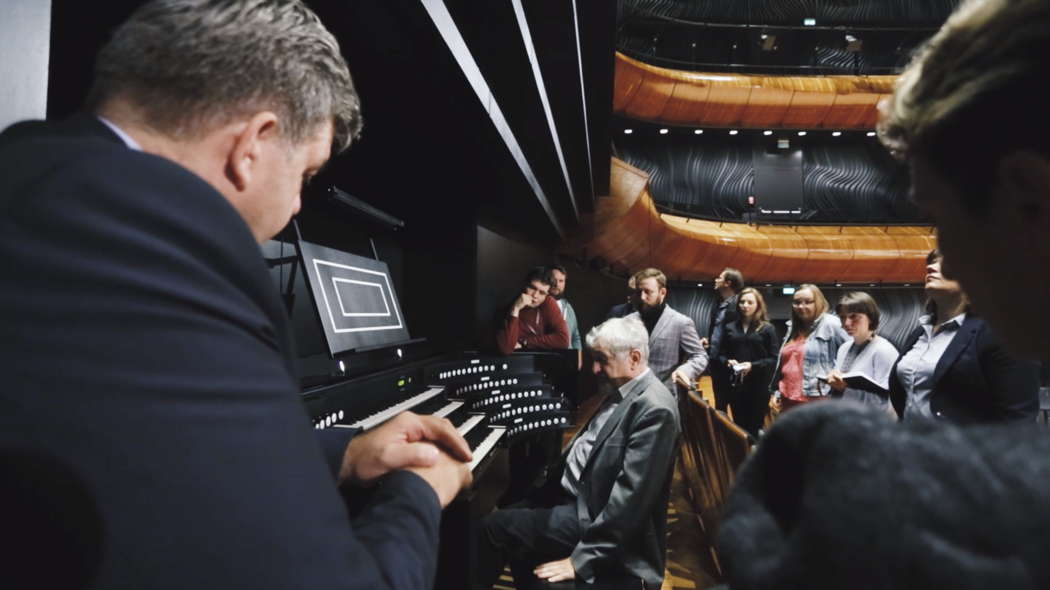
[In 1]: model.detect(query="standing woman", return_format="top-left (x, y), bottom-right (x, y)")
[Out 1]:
top-left (889, 250), bottom-right (1039, 424)
top-left (826, 292), bottom-right (899, 415)
top-left (770, 284), bottom-right (848, 413)
top-left (718, 287), bottom-right (779, 436)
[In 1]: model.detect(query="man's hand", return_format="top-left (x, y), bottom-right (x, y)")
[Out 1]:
top-left (533, 557), bottom-right (575, 583)
top-left (405, 446), bottom-right (473, 507)
top-left (338, 412), bottom-right (472, 485)
top-left (511, 292), bottom-right (531, 316)
top-left (700, 337), bottom-right (710, 350)
top-left (672, 369), bottom-right (692, 389)
top-left (737, 361), bottom-right (752, 378)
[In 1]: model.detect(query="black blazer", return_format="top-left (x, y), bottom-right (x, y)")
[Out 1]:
top-left (707, 293), bottom-right (740, 362)
top-left (717, 321), bottom-right (779, 395)
top-left (889, 315), bottom-right (1039, 424)
top-left (0, 117), bottom-right (440, 589)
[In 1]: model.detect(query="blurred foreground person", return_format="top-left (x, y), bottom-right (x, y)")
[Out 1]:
top-left (0, 2), bottom-right (471, 588)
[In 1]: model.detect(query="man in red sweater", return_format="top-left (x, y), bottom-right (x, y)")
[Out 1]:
top-left (496, 267), bottom-right (570, 355)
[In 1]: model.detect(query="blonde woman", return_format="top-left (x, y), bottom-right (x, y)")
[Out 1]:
top-left (770, 284), bottom-right (848, 413)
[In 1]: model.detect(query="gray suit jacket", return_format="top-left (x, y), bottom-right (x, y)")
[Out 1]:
top-left (554, 370), bottom-right (681, 587)
top-left (629, 306), bottom-right (709, 390)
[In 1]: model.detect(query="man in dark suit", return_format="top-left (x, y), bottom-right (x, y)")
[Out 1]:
top-left (701, 267), bottom-right (744, 412)
top-left (0, 1), bottom-right (471, 588)
top-left (479, 316), bottom-right (680, 589)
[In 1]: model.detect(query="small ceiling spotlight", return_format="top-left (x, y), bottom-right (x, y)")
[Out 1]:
top-left (832, 131), bottom-right (842, 137)
top-left (624, 129), bottom-right (633, 135)
top-left (659, 128), bottom-right (669, 135)
top-left (694, 129), bottom-right (704, 135)
top-left (866, 131), bottom-right (876, 137)
top-left (729, 129), bottom-right (739, 135)
top-left (797, 131), bottom-right (807, 136)
top-left (763, 130), bottom-right (773, 136)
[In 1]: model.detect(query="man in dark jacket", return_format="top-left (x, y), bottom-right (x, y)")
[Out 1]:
top-left (0, 2), bottom-right (471, 588)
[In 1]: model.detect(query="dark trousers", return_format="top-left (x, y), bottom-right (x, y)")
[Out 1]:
top-left (478, 494), bottom-right (580, 590)
top-left (728, 383), bottom-right (769, 437)
top-left (709, 365), bottom-right (732, 412)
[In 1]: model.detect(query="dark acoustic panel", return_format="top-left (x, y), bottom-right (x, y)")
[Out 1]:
top-left (622, 0), bottom-right (961, 25)
top-left (615, 134), bottom-right (921, 224)
top-left (753, 147), bottom-right (804, 218)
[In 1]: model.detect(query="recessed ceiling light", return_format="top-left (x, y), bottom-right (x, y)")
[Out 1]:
top-left (866, 131), bottom-right (876, 137)
top-left (624, 129), bottom-right (633, 134)
top-left (729, 129), bottom-right (739, 135)
top-left (803, 18), bottom-right (816, 26)
top-left (832, 131), bottom-right (842, 137)
top-left (797, 131), bottom-right (807, 136)
top-left (659, 128), bottom-right (669, 135)
top-left (763, 130), bottom-right (773, 136)
top-left (694, 129), bottom-right (703, 135)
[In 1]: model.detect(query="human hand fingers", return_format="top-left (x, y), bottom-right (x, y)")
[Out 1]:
top-left (406, 451), bottom-right (472, 507)
top-left (412, 414), bottom-right (473, 462)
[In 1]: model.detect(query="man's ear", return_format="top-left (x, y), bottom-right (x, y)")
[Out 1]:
top-left (996, 150), bottom-right (1050, 221)
top-left (225, 111), bottom-right (280, 192)
top-left (629, 349), bottom-right (643, 366)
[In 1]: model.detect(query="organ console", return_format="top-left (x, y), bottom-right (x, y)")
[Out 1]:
top-left (301, 351), bottom-right (577, 590)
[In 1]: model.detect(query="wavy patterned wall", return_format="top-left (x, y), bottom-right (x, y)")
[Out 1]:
top-left (615, 135), bottom-right (921, 223)
top-left (624, 0), bottom-right (960, 25)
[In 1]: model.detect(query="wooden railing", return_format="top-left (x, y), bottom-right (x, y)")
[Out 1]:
top-left (614, 52), bottom-right (897, 129)
top-left (567, 158), bottom-right (934, 283)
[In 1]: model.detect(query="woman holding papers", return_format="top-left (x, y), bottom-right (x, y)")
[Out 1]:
top-left (719, 287), bottom-right (779, 437)
top-left (825, 292), bottom-right (898, 415)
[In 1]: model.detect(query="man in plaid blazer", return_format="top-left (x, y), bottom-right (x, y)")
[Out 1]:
top-left (626, 268), bottom-right (708, 392)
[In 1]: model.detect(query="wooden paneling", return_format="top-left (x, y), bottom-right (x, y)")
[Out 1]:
top-left (572, 158), bottom-right (934, 283)
top-left (613, 52), bottom-right (897, 130)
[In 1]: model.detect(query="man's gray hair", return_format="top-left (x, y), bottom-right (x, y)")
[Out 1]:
top-left (586, 316), bottom-right (649, 364)
top-left (87, 0), bottom-right (361, 153)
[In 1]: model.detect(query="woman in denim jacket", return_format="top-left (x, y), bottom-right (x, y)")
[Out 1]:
top-left (769, 284), bottom-right (848, 413)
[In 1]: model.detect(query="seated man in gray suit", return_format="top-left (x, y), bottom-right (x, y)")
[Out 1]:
top-left (479, 316), bottom-right (680, 589)
top-left (627, 268), bottom-right (708, 391)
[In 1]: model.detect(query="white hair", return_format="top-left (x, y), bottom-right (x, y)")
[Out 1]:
top-left (586, 316), bottom-right (649, 364)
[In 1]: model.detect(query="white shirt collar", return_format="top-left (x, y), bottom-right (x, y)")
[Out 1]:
top-left (97, 116), bottom-right (142, 151)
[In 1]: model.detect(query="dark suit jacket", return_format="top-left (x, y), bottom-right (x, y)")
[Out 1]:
top-left (0, 117), bottom-right (440, 589)
top-left (889, 315), bottom-right (1039, 424)
top-left (541, 370), bottom-right (680, 587)
top-left (707, 292), bottom-right (740, 362)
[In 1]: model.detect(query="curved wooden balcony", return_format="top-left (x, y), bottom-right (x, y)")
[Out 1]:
top-left (613, 52), bottom-right (897, 130)
top-left (573, 158), bottom-right (934, 283)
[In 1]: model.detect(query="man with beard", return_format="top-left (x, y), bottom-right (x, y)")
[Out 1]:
top-left (547, 265), bottom-right (581, 351)
top-left (626, 268), bottom-right (708, 392)
top-left (479, 316), bottom-right (679, 589)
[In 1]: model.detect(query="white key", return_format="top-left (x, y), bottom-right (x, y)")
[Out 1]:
top-left (456, 414), bottom-right (485, 436)
top-left (432, 401), bottom-right (464, 418)
top-left (350, 386), bottom-right (445, 430)
top-left (468, 427), bottom-right (506, 471)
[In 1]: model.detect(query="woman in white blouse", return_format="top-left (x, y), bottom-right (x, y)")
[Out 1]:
top-left (825, 292), bottom-right (898, 414)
